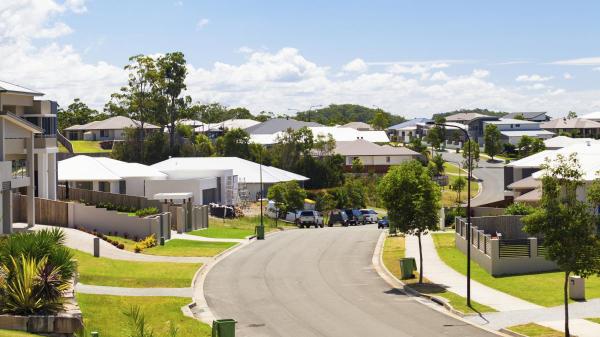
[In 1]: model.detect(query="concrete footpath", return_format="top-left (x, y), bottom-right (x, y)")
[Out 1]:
top-left (404, 233), bottom-right (600, 337)
top-left (76, 283), bottom-right (193, 298)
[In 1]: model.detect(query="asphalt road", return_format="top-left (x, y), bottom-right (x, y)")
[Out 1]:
top-left (441, 151), bottom-right (505, 207)
top-left (204, 225), bottom-right (497, 337)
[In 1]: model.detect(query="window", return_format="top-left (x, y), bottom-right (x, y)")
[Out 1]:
top-left (75, 181), bottom-right (93, 190)
top-left (41, 116), bottom-right (57, 136)
top-left (100, 130), bottom-right (109, 138)
top-left (386, 156), bottom-right (390, 163)
top-left (98, 181), bottom-right (110, 192)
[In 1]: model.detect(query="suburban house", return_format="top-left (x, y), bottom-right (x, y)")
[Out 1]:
top-left (250, 126), bottom-right (389, 145)
top-left (245, 118), bottom-right (322, 135)
top-left (193, 118), bottom-right (261, 138)
top-left (0, 80), bottom-right (59, 201)
top-left (504, 111), bottom-right (550, 122)
top-left (444, 112), bottom-right (500, 144)
top-left (152, 157), bottom-right (309, 202)
top-left (386, 118), bottom-right (431, 143)
top-left (543, 135), bottom-right (596, 150)
top-left (540, 117), bottom-right (600, 138)
top-left (342, 121), bottom-right (373, 131)
top-left (482, 118), bottom-right (554, 145)
top-left (64, 116), bottom-right (161, 141)
top-left (331, 139), bottom-right (421, 173)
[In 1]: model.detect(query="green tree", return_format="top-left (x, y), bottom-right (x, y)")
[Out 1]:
top-left (407, 137), bottom-right (428, 157)
top-left (216, 128), bottom-right (251, 158)
top-left (517, 136), bottom-right (546, 158)
top-left (504, 202), bottom-right (535, 215)
top-left (451, 176), bottom-right (466, 203)
top-left (370, 110), bottom-right (391, 130)
top-left (461, 140), bottom-right (480, 171)
top-left (296, 104), bottom-right (406, 126)
top-left (157, 52), bottom-right (188, 154)
top-left (483, 124), bottom-right (502, 160)
top-left (351, 157), bottom-right (364, 174)
top-left (513, 113), bottom-right (525, 120)
top-left (343, 178), bottom-right (367, 208)
top-left (522, 154), bottom-right (600, 337)
top-left (567, 111), bottom-right (578, 119)
top-left (378, 160), bottom-right (441, 283)
top-left (57, 98), bottom-right (107, 132)
top-left (429, 153), bottom-right (445, 177)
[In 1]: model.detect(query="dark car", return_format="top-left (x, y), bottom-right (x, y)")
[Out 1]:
top-left (378, 216), bottom-right (389, 229)
top-left (327, 210), bottom-right (349, 227)
top-left (343, 209), bottom-right (366, 226)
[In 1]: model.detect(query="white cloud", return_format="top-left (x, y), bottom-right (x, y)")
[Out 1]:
top-left (196, 18), bottom-right (209, 30)
top-left (515, 74), bottom-right (553, 82)
top-left (472, 69), bottom-right (490, 78)
top-left (342, 58), bottom-right (368, 73)
top-left (552, 57), bottom-right (600, 66)
top-left (237, 46), bottom-right (253, 54)
top-left (430, 71), bottom-right (449, 81)
top-left (563, 73), bottom-right (573, 80)
top-left (65, 0), bottom-right (87, 13)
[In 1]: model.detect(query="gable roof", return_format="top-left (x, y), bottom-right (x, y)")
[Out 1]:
top-left (504, 112), bottom-right (547, 120)
top-left (333, 139), bottom-right (420, 156)
top-left (540, 117), bottom-right (600, 129)
top-left (342, 121), bottom-right (373, 130)
top-left (245, 118), bottom-right (322, 134)
top-left (0, 80), bottom-right (44, 96)
top-left (579, 111), bottom-right (600, 121)
top-left (58, 155), bottom-right (166, 182)
top-left (64, 116), bottom-right (160, 131)
top-left (445, 112), bottom-right (488, 122)
top-left (543, 136), bottom-right (596, 149)
top-left (388, 118), bottom-right (431, 130)
top-left (0, 111), bottom-right (43, 133)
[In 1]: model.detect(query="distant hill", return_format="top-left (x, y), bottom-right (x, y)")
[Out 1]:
top-left (295, 104), bottom-right (406, 127)
top-left (433, 108), bottom-right (507, 119)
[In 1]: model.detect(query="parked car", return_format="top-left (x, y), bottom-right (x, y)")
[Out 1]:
top-left (343, 209), bottom-right (366, 226)
top-left (378, 216), bottom-right (389, 229)
top-left (296, 210), bottom-right (324, 228)
top-left (360, 209), bottom-right (378, 223)
top-left (327, 210), bottom-right (349, 227)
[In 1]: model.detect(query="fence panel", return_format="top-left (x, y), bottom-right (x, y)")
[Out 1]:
top-left (58, 185), bottom-right (160, 210)
top-left (12, 194), bottom-right (68, 226)
top-left (499, 239), bottom-right (531, 258)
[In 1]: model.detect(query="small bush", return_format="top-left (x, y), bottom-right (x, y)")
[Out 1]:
top-left (123, 233), bottom-right (129, 239)
top-left (118, 243), bottom-right (125, 250)
top-left (139, 234), bottom-right (157, 249)
top-left (134, 244), bottom-right (142, 253)
top-left (135, 207), bottom-right (160, 218)
top-left (505, 202), bottom-right (536, 215)
top-left (112, 241), bottom-right (118, 247)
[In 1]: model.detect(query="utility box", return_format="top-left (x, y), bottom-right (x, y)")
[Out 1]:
top-left (569, 275), bottom-right (585, 301)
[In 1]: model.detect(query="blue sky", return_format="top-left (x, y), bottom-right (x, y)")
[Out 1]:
top-left (3, 0), bottom-right (600, 117)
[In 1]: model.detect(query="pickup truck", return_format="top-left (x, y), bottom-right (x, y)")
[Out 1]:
top-left (360, 209), bottom-right (378, 223)
top-left (296, 210), bottom-right (324, 228)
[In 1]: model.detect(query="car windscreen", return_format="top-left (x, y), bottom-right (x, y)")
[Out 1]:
top-left (300, 211), bottom-right (313, 216)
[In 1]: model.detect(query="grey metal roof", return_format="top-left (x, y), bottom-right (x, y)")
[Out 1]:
top-left (0, 80), bottom-right (44, 96)
top-left (388, 118), bottom-right (431, 130)
top-left (333, 139), bottom-right (420, 156)
top-left (64, 116), bottom-right (160, 131)
top-left (245, 118), bottom-right (322, 134)
top-left (505, 112), bottom-right (547, 120)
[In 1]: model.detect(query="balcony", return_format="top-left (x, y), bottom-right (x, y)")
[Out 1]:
top-left (34, 136), bottom-right (57, 148)
top-left (0, 160), bottom-right (29, 189)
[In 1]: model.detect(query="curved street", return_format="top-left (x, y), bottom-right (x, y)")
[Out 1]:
top-left (204, 225), bottom-right (497, 337)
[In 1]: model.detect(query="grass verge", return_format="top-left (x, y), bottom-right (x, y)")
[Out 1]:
top-left (59, 140), bottom-right (112, 153)
top-left (72, 249), bottom-right (200, 288)
top-left (432, 232), bottom-right (600, 306)
top-left (382, 235), bottom-right (495, 314)
top-left (506, 323), bottom-right (563, 337)
top-left (586, 317), bottom-right (600, 324)
top-left (77, 294), bottom-right (211, 337)
top-left (190, 216), bottom-right (291, 239)
top-left (106, 236), bottom-right (236, 257)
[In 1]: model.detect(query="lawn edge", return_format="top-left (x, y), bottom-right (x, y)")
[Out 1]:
top-left (373, 231), bottom-right (509, 337)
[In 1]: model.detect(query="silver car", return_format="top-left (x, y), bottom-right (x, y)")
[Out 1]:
top-left (360, 209), bottom-right (378, 223)
top-left (296, 210), bottom-right (324, 228)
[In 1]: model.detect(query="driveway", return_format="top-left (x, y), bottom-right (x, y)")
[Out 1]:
top-left (204, 225), bottom-right (497, 337)
top-left (441, 151), bottom-right (505, 206)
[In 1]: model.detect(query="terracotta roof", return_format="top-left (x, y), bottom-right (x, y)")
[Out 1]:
top-left (507, 175), bottom-right (541, 190)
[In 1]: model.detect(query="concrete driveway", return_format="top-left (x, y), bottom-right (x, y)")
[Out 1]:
top-left (441, 151), bottom-right (505, 206)
top-left (204, 225), bottom-right (497, 337)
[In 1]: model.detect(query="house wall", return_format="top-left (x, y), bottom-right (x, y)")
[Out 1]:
top-left (144, 177), bottom-right (217, 205)
top-left (344, 155), bottom-right (415, 166)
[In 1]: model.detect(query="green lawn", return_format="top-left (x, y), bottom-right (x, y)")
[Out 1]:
top-left (72, 249), bottom-right (200, 288)
top-left (587, 317), bottom-right (600, 324)
top-left (432, 232), bottom-right (600, 307)
top-left (106, 236), bottom-right (236, 257)
top-left (0, 330), bottom-right (42, 337)
top-left (190, 216), bottom-right (288, 239)
top-left (441, 174), bottom-right (480, 207)
top-left (506, 323), bottom-right (563, 337)
top-left (382, 235), bottom-right (495, 314)
top-left (59, 140), bottom-right (112, 153)
top-left (77, 294), bottom-right (211, 337)
top-left (443, 162), bottom-right (467, 175)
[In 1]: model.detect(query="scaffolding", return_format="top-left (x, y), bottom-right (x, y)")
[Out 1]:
top-left (237, 177), bottom-right (250, 210)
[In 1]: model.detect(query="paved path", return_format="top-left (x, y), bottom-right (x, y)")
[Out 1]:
top-left (32, 225), bottom-right (211, 264)
top-left (172, 231), bottom-right (245, 243)
top-left (76, 283), bottom-right (192, 298)
top-left (441, 151), bottom-right (505, 207)
top-left (204, 225), bottom-right (497, 337)
top-left (404, 233), bottom-right (540, 311)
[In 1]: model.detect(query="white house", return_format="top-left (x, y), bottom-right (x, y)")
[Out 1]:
top-left (250, 126), bottom-right (390, 145)
top-left (330, 139), bottom-right (421, 173)
top-left (483, 118), bottom-right (554, 145)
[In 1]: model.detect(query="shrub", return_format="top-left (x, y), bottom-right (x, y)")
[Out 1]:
top-left (505, 202), bottom-right (536, 215)
top-left (112, 241), bottom-right (118, 247)
top-left (124, 233), bottom-right (129, 239)
top-left (139, 234), bottom-right (157, 249)
top-left (444, 207), bottom-right (466, 227)
top-left (134, 244), bottom-right (142, 253)
top-left (118, 243), bottom-right (125, 250)
top-left (135, 207), bottom-right (160, 218)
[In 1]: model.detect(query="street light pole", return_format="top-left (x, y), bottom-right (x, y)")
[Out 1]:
top-left (259, 147), bottom-right (264, 239)
top-left (428, 122), bottom-right (472, 307)
top-left (308, 104), bottom-right (322, 122)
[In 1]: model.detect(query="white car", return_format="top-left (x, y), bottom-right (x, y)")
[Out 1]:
top-left (296, 210), bottom-right (324, 228)
top-left (360, 209), bottom-right (378, 223)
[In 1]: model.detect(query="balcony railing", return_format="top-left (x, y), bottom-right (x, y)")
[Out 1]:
top-left (12, 159), bottom-right (28, 179)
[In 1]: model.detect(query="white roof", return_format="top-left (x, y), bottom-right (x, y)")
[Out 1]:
top-left (250, 126), bottom-right (389, 145)
top-left (543, 136), bottom-right (596, 149)
top-left (486, 118), bottom-right (539, 125)
top-left (531, 142), bottom-right (600, 181)
top-left (65, 116), bottom-right (160, 131)
top-left (152, 157), bottom-right (309, 184)
top-left (580, 111), bottom-right (600, 121)
top-left (194, 119), bottom-right (260, 133)
top-left (500, 130), bottom-right (554, 137)
top-left (507, 150), bottom-right (558, 168)
top-left (58, 155), bottom-right (166, 181)
top-left (0, 80), bottom-right (43, 95)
